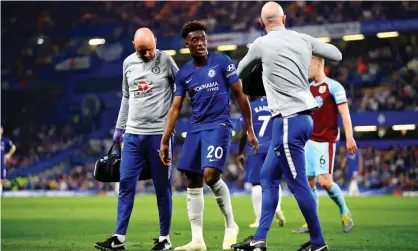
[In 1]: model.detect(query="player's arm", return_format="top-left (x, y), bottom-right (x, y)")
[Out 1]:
top-left (5, 141), bottom-right (16, 160)
top-left (115, 61), bottom-right (129, 132)
top-left (160, 96), bottom-right (184, 166)
top-left (237, 38), bottom-right (262, 80)
top-left (160, 72), bottom-right (185, 166)
top-left (236, 119), bottom-right (248, 170)
top-left (302, 34), bottom-right (342, 62)
top-left (338, 103), bottom-right (357, 155)
top-left (223, 54), bottom-right (259, 153)
top-left (231, 81), bottom-right (259, 154)
top-left (332, 82), bottom-right (357, 155)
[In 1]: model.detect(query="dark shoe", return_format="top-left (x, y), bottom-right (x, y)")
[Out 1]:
top-left (94, 236), bottom-right (126, 250)
top-left (231, 236), bottom-right (267, 251)
top-left (151, 238), bottom-right (172, 250)
top-left (297, 241), bottom-right (328, 251)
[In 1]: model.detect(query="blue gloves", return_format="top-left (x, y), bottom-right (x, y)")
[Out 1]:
top-left (113, 128), bottom-right (124, 143)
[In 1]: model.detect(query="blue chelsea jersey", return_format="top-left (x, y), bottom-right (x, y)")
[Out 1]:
top-left (241, 98), bottom-right (272, 153)
top-left (175, 53), bottom-right (239, 133)
top-left (1, 137), bottom-right (13, 167)
top-left (347, 149), bottom-right (361, 170)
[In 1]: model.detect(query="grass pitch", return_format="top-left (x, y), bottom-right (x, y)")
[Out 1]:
top-left (2, 195), bottom-right (418, 251)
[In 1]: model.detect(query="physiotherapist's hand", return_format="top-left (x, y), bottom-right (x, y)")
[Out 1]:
top-left (113, 128), bottom-right (124, 143)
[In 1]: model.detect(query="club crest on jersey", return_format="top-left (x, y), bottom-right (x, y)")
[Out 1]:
top-left (208, 69), bottom-right (216, 78)
top-left (152, 66), bottom-right (160, 74)
top-left (319, 86), bottom-right (327, 94)
top-left (133, 79), bottom-right (153, 98)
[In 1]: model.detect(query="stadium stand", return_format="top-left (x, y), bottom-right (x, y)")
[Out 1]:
top-left (1, 1), bottom-right (417, 196)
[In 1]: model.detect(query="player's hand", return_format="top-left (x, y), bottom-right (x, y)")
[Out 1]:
top-left (236, 154), bottom-right (245, 170)
top-left (159, 141), bottom-right (172, 166)
top-left (247, 129), bottom-right (259, 155)
top-left (346, 136), bottom-right (357, 155)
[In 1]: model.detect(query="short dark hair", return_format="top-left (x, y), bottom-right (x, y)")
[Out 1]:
top-left (181, 21), bottom-right (207, 39)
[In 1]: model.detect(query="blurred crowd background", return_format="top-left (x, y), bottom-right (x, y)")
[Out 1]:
top-left (1, 1), bottom-right (417, 194)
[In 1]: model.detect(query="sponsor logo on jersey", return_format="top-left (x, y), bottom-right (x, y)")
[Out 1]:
top-left (227, 64), bottom-right (235, 72)
top-left (225, 63), bottom-right (237, 78)
top-left (191, 81), bottom-right (219, 93)
top-left (335, 91), bottom-right (346, 100)
top-left (132, 79), bottom-right (153, 98)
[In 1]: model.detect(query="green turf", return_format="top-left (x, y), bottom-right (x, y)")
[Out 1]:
top-left (2, 195), bottom-right (418, 251)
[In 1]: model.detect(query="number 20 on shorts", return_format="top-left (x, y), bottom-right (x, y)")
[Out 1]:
top-left (207, 145), bottom-right (224, 160)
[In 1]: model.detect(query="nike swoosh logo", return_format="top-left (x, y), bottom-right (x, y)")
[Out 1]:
top-left (111, 242), bottom-right (125, 248)
top-left (186, 78), bottom-right (193, 83)
top-left (249, 241), bottom-right (264, 246)
top-left (315, 246), bottom-right (327, 251)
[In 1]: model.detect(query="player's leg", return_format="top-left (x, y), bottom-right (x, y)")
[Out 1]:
top-left (266, 149), bottom-right (285, 228)
top-left (275, 183), bottom-right (286, 227)
top-left (203, 167), bottom-right (239, 249)
top-left (277, 115), bottom-right (327, 249)
top-left (317, 142), bottom-right (353, 232)
top-left (250, 183), bottom-right (262, 228)
top-left (348, 171), bottom-right (360, 196)
top-left (95, 134), bottom-right (146, 251)
top-left (308, 177), bottom-right (318, 207)
top-left (246, 154), bottom-right (263, 228)
top-left (174, 132), bottom-right (206, 251)
top-left (305, 140), bottom-right (319, 207)
top-left (147, 135), bottom-right (174, 250)
top-left (201, 127), bottom-right (238, 250)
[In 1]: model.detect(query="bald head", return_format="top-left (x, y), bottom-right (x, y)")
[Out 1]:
top-left (261, 2), bottom-right (284, 24)
top-left (133, 28), bottom-right (156, 62)
top-left (134, 28), bottom-right (155, 47)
